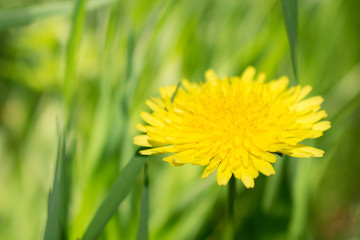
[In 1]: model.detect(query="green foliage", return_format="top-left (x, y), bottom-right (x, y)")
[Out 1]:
top-left (82, 153), bottom-right (147, 240)
top-left (281, 0), bottom-right (298, 81)
top-left (44, 130), bottom-right (72, 240)
top-left (0, 0), bottom-right (119, 30)
top-left (0, 0), bottom-right (360, 239)
top-left (137, 164), bottom-right (149, 240)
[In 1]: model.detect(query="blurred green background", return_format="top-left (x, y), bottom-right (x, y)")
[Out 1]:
top-left (0, 0), bottom-right (359, 239)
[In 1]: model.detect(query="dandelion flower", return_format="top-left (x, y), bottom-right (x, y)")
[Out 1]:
top-left (134, 67), bottom-right (331, 188)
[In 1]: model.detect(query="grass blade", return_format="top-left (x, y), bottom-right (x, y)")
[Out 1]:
top-left (0, 0), bottom-right (119, 30)
top-left (262, 156), bottom-right (284, 212)
top-left (281, 0), bottom-right (298, 81)
top-left (288, 159), bottom-right (311, 240)
top-left (0, 2), bottom-right (70, 30)
top-left (170, 80), bottom-right (182, 103)
top-left (323, 63), bottom-right (360, 121)
top-left (82, 153), bottom-right (147, 240)
top-left (44, 130), bottom-right (72, 240)
top-left (137, 164), bottom-right (149, 240)
top-left (63, 0), bottom-right (87, 124)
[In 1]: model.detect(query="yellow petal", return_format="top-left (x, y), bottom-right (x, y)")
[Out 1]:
top-left (241, 175), bottom-right (254, 188)
top-left (234, 165), bottom-right (259, 180)
top-left (313, 121), bottom-right (331, 131)
top-left (241, 66), bottom-right (256, 83)
top-left (159, 86), bottom-right (176, 99)
top-left (140, 145), bottom-right (176, 155)
top-left (133, 135), bottom-right (165, 147)
top-left (165, 150), bottom-right (197, 164)
top-left (284, 143), bottom-right (324, 158)
top-left (180, 79), bottom-right (191, 90)
top-left (245, 141), bottom-right (277, 163)
top-left (162, 156), bottom-right (185, 166)
top-left (146, 129), bottom-right (166, 143)
top-left (141, 112), bottom-right (165, 128)
top-left (239, 146), bottom-right (250, 168)
top-left (269, 76), bottom-right (289, 92)
top-left (216, 161), bottom-right (232, 185)
top-left (133, 135), bottom-right (152, 147)
top-left (297, 85), bottom-right (312, 101)
top-left (294, 96), bottom-right (323, 112)
top-left (296, 110), bottom-right (328, 124)
top-left (151, 97), bottom-right (165, 108)
top-left (245, 165), bottom-right (259, 178)
top-left (145, 99), bottom-right (166, 113)
top-left (205, 69), bottom-right (218, 84)
top-left (136, 123), bottom-right (147, 133)
top-left (255, 72), bottom-right (266, 83)
top-left (201, 158), bottom-right (220, 179)
top-left (191, 157), bottom-right (212, 166)
top-left (252, 156), bottom-right (275, 176)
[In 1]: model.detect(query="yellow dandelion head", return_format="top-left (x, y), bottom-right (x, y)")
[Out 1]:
top-left (134, 67), bottom-right (331, 188)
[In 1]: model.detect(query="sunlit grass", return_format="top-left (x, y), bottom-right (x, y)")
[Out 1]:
top-left (0, 0), bottom-right (360, 239)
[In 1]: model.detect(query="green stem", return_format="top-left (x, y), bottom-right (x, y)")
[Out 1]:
top-left (137, 163), bottom-right (149, 240)
top-left (224, 176), bottom-right (236, 240)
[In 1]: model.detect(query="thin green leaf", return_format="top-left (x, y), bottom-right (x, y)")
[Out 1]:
top-left (286, 64), bottom-right (360, 240)
top-left (323, 63), bottom-right (360, 122)
top-left (82, 153), bottom-right (147, 240)
top-left (288, 159), bottom-right (311, 240)
top-left (63, 0), bottom-right (87, 124)
top-left (170, 80), bottom-right (182, 102)
top-left (0, 0), bottom-right (118, 30)
top-left (84, 2), bottom-right (118, 177)
top-left (281, 0), bottom-right (298, 82)
top-left (44, 130), bottom-right (72, 240)
top-left (310, 64), bottom-right (360, 197)
top-left (262, 156), bottom-right (284, 212)
top-left (124, 0), bottom-right (176, 108)
top-left (137, 164), bottom-right (149, 240)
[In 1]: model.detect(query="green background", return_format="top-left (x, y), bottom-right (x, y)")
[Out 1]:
top-left (0, 0), bottom-right (359, 239)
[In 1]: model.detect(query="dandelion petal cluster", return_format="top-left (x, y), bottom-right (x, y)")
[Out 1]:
top-left (134, 67), bottom-right (331, 188)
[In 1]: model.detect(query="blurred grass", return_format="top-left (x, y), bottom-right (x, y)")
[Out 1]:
top-left (0, 0), bottom-right (118, 30)
top-left (44, 128), bottom-right (73, 240)
top-left (82, 153), bottom-right (147, 240)
top-left (0, 0), bottom-right (360, 239)
top-left (280, 0), bottom-right (297, 80)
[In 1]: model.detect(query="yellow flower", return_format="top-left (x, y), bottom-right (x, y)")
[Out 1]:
top-left (134, 67), bottom-right (331, 188)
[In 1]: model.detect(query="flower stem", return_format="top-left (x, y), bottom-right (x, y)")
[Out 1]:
top-left (137, 163), bottom-right (149, 240)
top-left (224, 175), bottom-right (236, 240)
